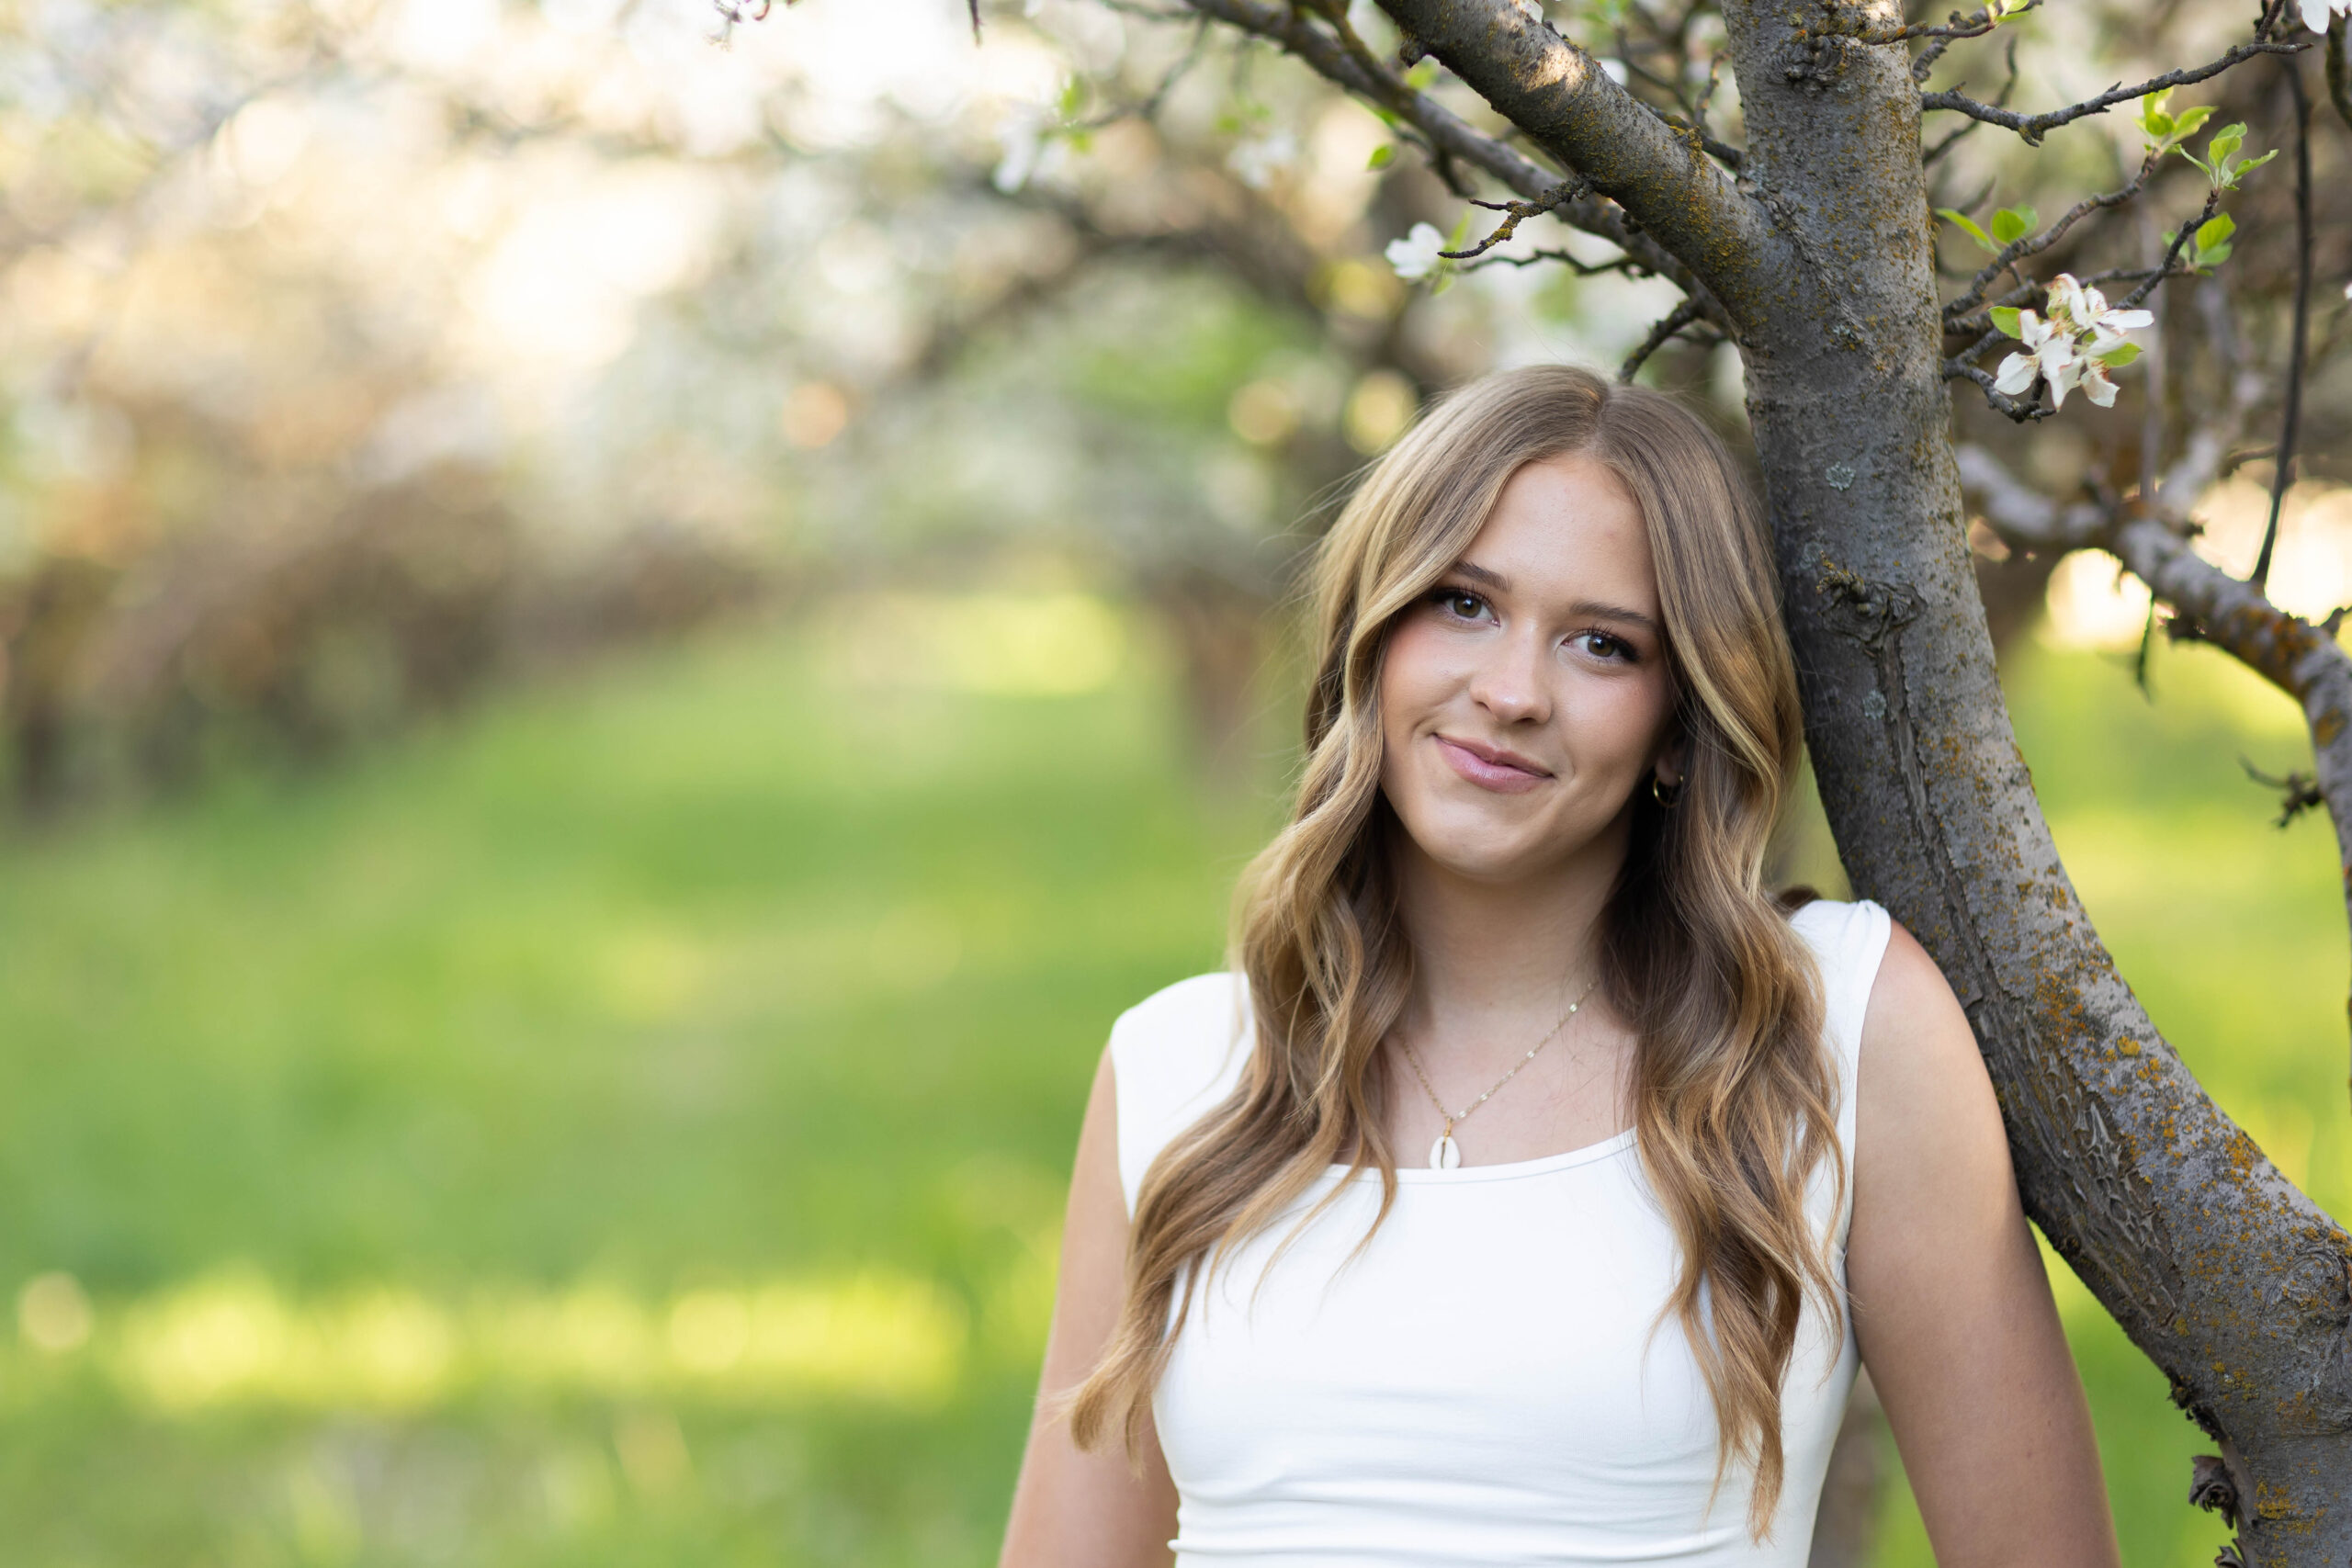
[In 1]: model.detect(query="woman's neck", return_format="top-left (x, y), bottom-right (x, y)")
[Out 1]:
top-left (1387, 821), bottom-right (1627, 1063)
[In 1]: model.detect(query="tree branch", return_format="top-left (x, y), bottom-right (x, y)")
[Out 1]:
top-left (1940, 147), bottom-right (2164, 323)
top-left (1837, 0), bottom-right (2045, 47)
top-left (1960, 437), bottom-right (2352, 1100)
top-left (1366, 0), bottom-right (1780, 330)
top-left (1920, 39), bottom-right (2305, 144)
top-left (1619, 294), bottom-right (1712, 381)
top-left (1942, 355), bottom-right (2051, 421)
top-left (1174, 0), bottom-right (1728, 326)
top-left (1441, 176), bottom-right (1591, 260)
top-left (2256, 55), bottom-right (2314, 592)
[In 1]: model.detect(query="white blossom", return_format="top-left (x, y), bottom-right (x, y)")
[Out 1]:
top-left (2297, 0), bottom-right (2349, 33)
top-left (1993, 271), bottom-right (2152, 411)
top-left (1227, 130), bottom-right (1300, 191)
top-left (992, 107), bottom-right (1069, 194)
top-left (1385, 222), bottom-right (1449, 281)
top-left (1995, 311), bottom-right (2080, 405)
top-left (2047, 274), bottom-right (2153, 353)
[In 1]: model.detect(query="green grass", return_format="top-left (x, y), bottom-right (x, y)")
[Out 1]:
top-left (0, 614), bottom-right (1269, 1565)
top-left (0, 608), bottom-right (2341, 1565)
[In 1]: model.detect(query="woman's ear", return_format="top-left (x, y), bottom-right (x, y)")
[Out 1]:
top-left (1651, 725), bottom-right (1690, 790)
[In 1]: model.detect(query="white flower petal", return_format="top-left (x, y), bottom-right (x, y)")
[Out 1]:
top-left (2047, 355), bottom-right (2085, 409)
top-left (2045, 274), bottom-right (2086, 325)
top-left (2300, 0), bottom-right (2332, 31)
top-left (1228, 130), bottom-right (1300, 191)
top-left (1994, 353), bottom-right (2040, 395)
top-left (993, 112), bottom-right (1047, 194)
top-left (2082, 363), bottom-right (2120, 408)
top-left (1385, 222), bottom-right (1447, 281)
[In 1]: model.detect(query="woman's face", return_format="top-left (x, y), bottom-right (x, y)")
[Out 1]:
top-left (1376, 451), bottom-right (1679, 886)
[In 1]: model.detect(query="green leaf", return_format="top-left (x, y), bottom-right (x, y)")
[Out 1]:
top-left (1990, 206), bottom-right (2037, 245)
top-left (2195, 213), bottom-right (2235, 251)
top-left (1057, 77), bottom-right (1086, 118)
top-left (2207, 122), bottom-right (2245, 164)
top-left (2096, 341), bottom-right (2142, 366)
top-left (1935, 208), bottom-right (1996, 251)
top-left (2173, 106), bottom-right (2214, 141)
top-left (2195, 239), bottom-right (2234, 267)
top-left (1989, 306), bottom-right (2024, 337)
top-left (1367, 143), bottom-right (1396, 170)
top-left (2234, 148), bottom-right (2279, 179)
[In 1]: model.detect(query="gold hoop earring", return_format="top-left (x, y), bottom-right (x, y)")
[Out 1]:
top-left (1651, 774), bottom-right (1681, 807)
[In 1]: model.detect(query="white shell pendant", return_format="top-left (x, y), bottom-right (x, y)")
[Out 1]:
top-left (1428, 1133), bottom-right (1462, 1170)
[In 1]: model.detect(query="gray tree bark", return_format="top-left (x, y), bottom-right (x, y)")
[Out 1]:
top-left (1330, 0), bottom-right (2352, 1558)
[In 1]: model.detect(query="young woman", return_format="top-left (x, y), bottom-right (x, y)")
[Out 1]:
top-left (1000, 366), bottom-right (2118, 1567)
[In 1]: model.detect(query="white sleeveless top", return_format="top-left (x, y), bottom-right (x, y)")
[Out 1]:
top-left (1108, 898), bottom-right (1891, 1567)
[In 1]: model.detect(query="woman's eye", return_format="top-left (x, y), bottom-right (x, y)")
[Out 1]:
top-left (1435, 590), bottom-right (1487, 620)
top-left (1571, 630), bottom-right (1632, 660)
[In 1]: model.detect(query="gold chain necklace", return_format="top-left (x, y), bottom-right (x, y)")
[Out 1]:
top-left (1396, 977), bottom-right (1600, 1169)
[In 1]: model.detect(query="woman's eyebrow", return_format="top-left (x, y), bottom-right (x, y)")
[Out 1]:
top-left (1568, 599), bottom-right (1659, 633)
top-left (1449, 559), bottom-right (1510, 590)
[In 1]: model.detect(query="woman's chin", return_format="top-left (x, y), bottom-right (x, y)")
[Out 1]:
top-left (1409, 830), bottom-right (1557, 885)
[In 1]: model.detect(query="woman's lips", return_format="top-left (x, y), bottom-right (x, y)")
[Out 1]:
top-left (1434, 735), bottom-right (1551, 795)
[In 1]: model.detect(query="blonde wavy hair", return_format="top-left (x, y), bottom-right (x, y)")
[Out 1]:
top-left (1069, 364), bottom-right (1841, 1538)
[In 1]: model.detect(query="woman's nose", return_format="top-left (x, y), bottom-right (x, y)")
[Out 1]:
top-left (1467, 628), bottom-right (1550, 725)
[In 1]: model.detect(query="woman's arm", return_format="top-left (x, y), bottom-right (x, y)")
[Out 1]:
top-left (999, 1045), bottom-right (1180, 1568)
top-left (1848, 919), bottom-right (2120, 1568)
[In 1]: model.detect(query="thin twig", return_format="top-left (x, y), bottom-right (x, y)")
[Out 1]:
top-left (1173, 0), bottom-right (1730, 327)
top-left (2117, 190), bottom-right (2222, 311)
top-left (1923, 36), bottom-right (2019, 158)
top-left (1620, 295), bottom-right (1709, 381)
top-left (1920, 39), bottom-right (2305, 143)
top-left (2242, 758), bottom-right (2324, 827)
top-left (2256, 54), bottom-right (2313, 592)
top-left (1942, 356), bottom-right (2051, 420)
top-left (1836, 0), bottom-right (2046, 46)
top-left (1441, 177), bottom-right (1592, 261)
top-left (1078, 13), bottom-right (1214, 129)
top-left (1461, 247), bottom-right (1640, 276)
top-left (1942, 146), bottom-right (2164, 321)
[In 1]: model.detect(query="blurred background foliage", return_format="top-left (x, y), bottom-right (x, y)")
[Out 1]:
top-left (2, 0), bottom-right (2349, 1562)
